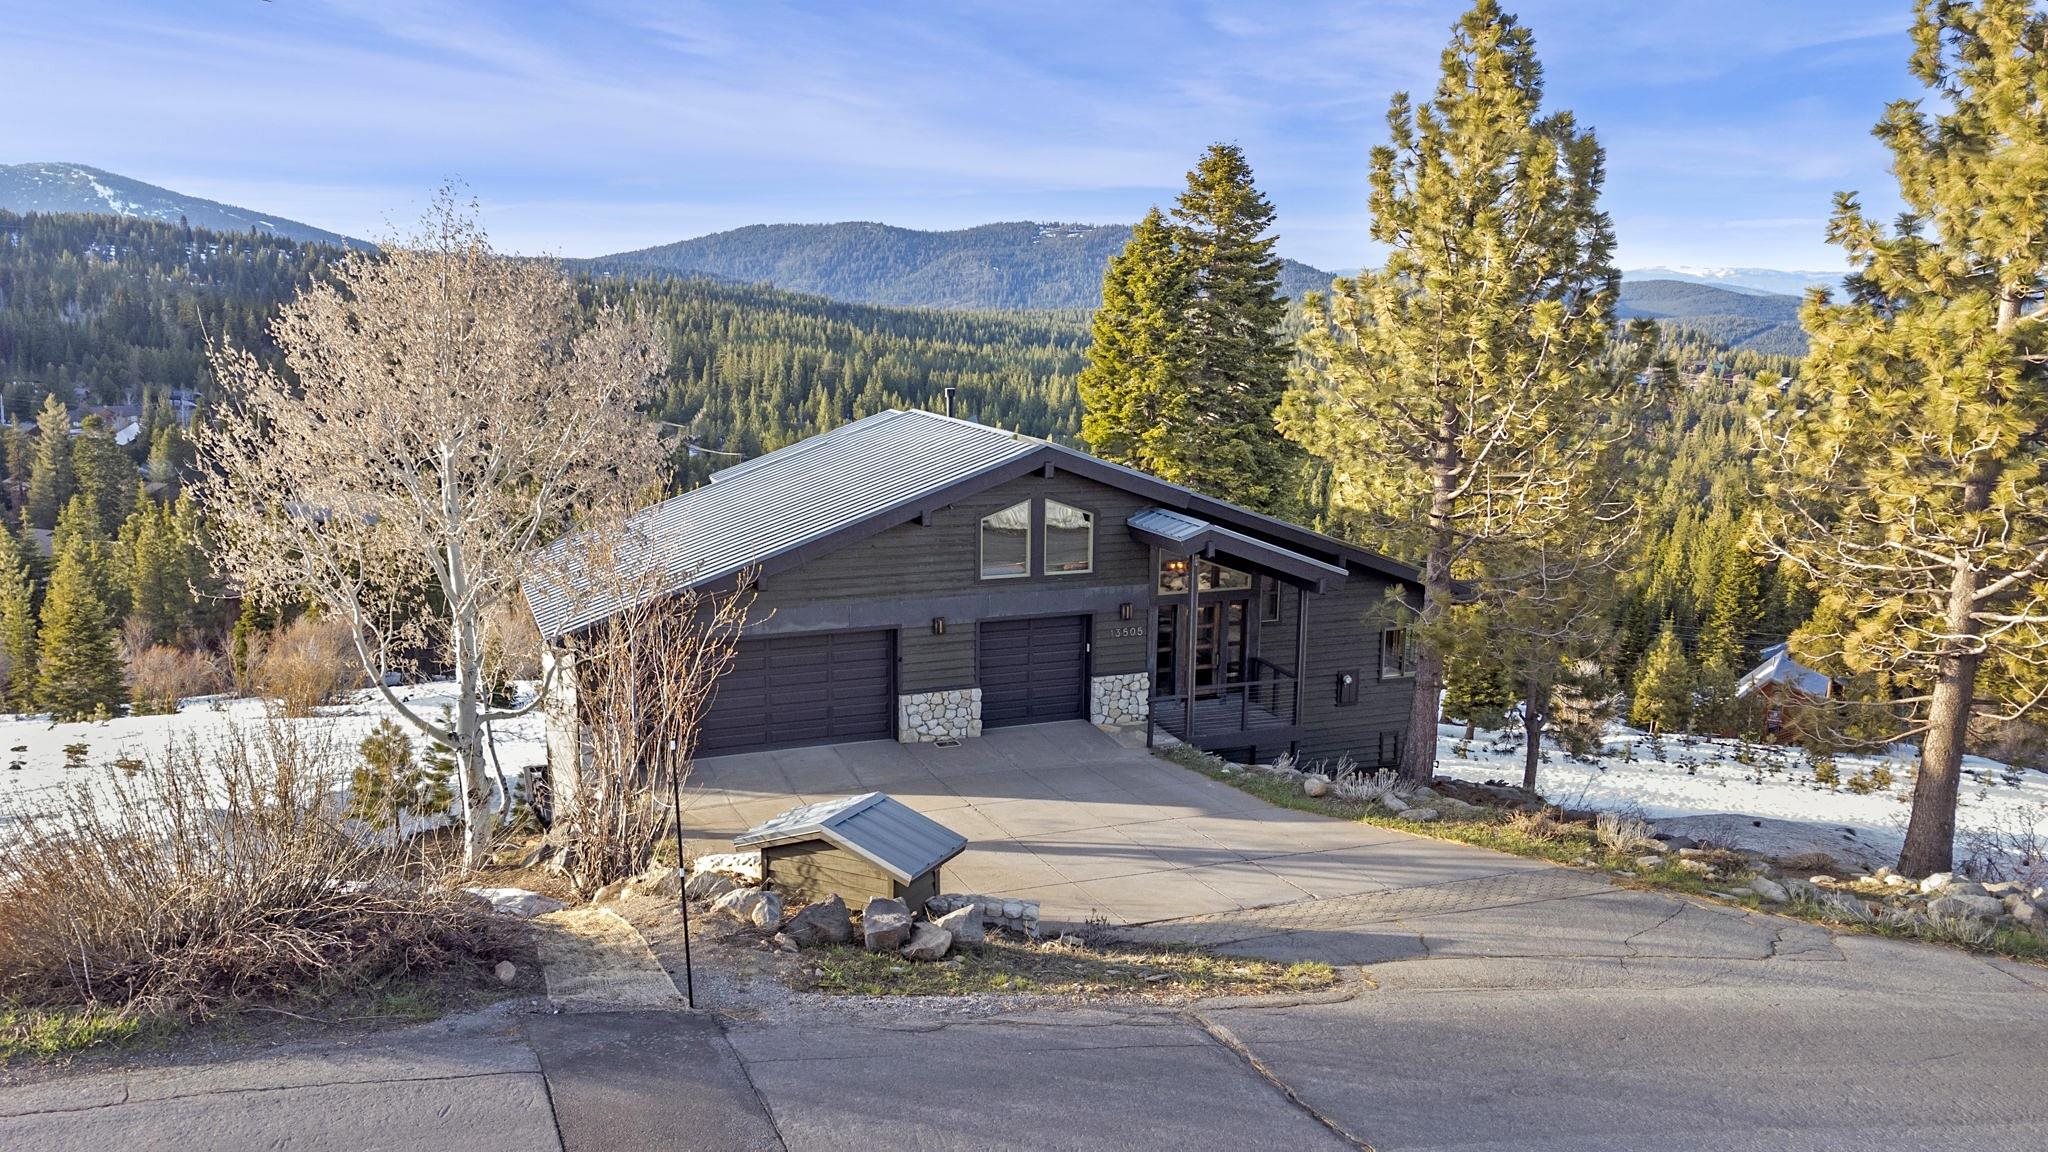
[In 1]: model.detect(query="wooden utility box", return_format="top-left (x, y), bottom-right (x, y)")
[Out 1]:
top-left (735, 792), bottom-right (965, 911)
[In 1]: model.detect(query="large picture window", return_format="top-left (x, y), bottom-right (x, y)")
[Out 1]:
top-left (1044, 500), bottom-right (1094, 574)
top-left (980, 501), bottom-right (1031, 579)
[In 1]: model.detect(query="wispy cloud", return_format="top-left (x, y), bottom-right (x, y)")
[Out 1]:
top-left (0, 0), bottom-right (1914, 269)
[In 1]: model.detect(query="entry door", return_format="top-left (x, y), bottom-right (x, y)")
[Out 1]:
top-left (978, 615), bottom-right (1090, 727)
top-left (1154, 602), bottom-right (1248, 697)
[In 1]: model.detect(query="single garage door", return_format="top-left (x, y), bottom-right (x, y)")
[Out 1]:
top-left (698, 630), bottom-right (895, 755)
top-left (978, 615), bottom-right (1089, 728)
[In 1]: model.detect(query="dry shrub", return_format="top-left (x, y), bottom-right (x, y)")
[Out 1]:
top-left (0, 721), bottom-right (505, 1018)
top-left (1594, 809), bottom-right (1659, 854)
top-left (1507, 808), bottom-right (1567, 841)
top-left (254, 614), bottom-right (363, 717)
top-left (126, 645), bottom-right (230, 715)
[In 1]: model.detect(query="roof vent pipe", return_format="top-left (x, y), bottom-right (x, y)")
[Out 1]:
top-left (943, 386), bottom-right (957, 418)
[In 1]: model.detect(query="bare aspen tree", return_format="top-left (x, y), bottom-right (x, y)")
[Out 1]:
top-left (198, 189), bottom-right (666, 871)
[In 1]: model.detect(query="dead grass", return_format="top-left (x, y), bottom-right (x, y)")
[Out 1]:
top-left (794, 935), bottom-right (1336, 1000)
top-left (0, 719), bottom-right (513, 1023)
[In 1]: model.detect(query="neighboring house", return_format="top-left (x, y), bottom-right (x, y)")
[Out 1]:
top-left (526, 409), bottom-right (1421, 779)
top-left (1736, 642), bottom-right (1838, 740)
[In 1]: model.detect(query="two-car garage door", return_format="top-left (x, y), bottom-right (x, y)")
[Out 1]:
top-left (696, 615), bottom-right (1093, 756)
top-left (697, 630), bottom-right (895, 756)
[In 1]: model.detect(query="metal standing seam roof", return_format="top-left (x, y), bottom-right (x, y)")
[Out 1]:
top-left (733, 792), bottom-right (968, 883)
top-left (523, 408), bottom-right (1422, 640)
top-left (524, 410), bottom-right (1040, 638)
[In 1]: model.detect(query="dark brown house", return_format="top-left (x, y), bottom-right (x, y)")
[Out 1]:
top-left (529, 410), bottom-right (1420, 771)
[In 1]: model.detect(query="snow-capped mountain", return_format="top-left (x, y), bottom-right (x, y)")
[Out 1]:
top-left (1623, 266), bottom-right (1843, 297)
top-left (0, 162), bottom-right (362, 247)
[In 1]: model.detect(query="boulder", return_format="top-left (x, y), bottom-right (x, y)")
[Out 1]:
top-left (1749, 876), bottom-right (1790, 903)
top-left (1633, 854), bottom-right (1664, 870)
top-left (690, 852), bottom-right (764, 883)
top-left (900, 921), bottom-right (953, 962)
top-left (1302, 775), bottom-right (1331, 798)
top-left (1927, 892), bottom-right (2004, 922)
top-left (1918, 871), bottom-right (1955, 895)
top-left (626, 866), bottom-right (683, 901)
top-left (1405, 807), bottom-right (1439, 823)
top-left (863, 896), bottom-right (914, 952)
top-left (933, 903), bottom-right (985, 946)
top-left (1380, 794), bottom-right (1411, 814)
top-left (750, 890), bottom-right (785, 929)
top-left (494, 960), bottom-right (519, 985)
top-left (685, 871), bottom-right (738, 902)
top-left (710, 886), bottom-right (768, 922)
top-left (1940, 878), bottom-right (1990, 899)
top-left (592, 878), bottom-right (629, 904)
top-left (2005, 896), bottom-right (2041, 927)
top-left (782, 895), bottom-right (854, 947)
top-left (463, 887), bottom-right (566, 919)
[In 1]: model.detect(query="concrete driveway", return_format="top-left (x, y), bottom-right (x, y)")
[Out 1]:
top-left (683, 721), bottom-right (1547, 925)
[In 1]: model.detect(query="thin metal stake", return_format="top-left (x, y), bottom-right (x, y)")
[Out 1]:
top-left (669, 738), bottom-right (695, 1008)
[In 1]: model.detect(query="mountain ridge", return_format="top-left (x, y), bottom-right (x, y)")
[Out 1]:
top-left (0, 162), bottom-right (364, 249)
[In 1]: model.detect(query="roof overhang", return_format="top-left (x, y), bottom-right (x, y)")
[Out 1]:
top-left (1127, 507), bottom-right (1349, 593)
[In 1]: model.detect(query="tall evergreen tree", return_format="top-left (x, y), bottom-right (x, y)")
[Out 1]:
top-left (25, 394), bottom-right (73, 529)
top-left (1629, 622), bottom-right (1693, 736)
top-left (35, 507), bottom-right (124, 721)
top-left (71, 413), bottom-right (137, 535)
top-left (1080, 208), bottom-right (1192, 472)
top-left (1755, 0), bottom-right (2048, 876)
top-left (1697, 546), bottom-right (1764, 673)
top-left (1280, 0), bottom-right (1651, 780)
top-left (0, 521), bottom-right (38, 710)
top-left (1080, 146), bottom-right (1301, 513)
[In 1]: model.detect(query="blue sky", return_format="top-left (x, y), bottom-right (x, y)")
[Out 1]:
top-left (5, 1), bottom-right (1919, 270)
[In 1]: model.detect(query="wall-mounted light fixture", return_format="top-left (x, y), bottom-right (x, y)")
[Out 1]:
top-left (932, 617), bottom-right (947, 635)
top-left (1119, 602), bottom-right (1134, 620)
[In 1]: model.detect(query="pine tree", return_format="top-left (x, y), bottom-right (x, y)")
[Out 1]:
top-left (1696, 545), bottom-right (1764, 673)
top-left (0, 522), bottom-right (38, 710)
top-left (346, 717), bottom-right (451, 836)
top-left (1280, 0), bottom-right (1653, 780)
top-left (1079, 147), bottom-right (1301, 514)
top-left (1630, 622), bottom-right (1693, 736)
top-left (71, 414), bottom-right (137, 535)
top-left (1167, 144), bottom-right (1303, 514)
top-left (25, 394), bottom-right (73, 530)
top-left (1080, 208), bottom-right (1192, 472)
top-left (1754, 0), bottom-right (2048, 876)
top-left (35, 511), bottom-right (125, 721)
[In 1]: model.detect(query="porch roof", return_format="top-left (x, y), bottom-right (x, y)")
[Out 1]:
top-left (1127, 507), bottom-right (1349, 592)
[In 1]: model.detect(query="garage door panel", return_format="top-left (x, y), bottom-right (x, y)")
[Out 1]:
top-left (699, 629), bottom-right (895, 755)
top-left (978, 615), bottom-right (1088, 728)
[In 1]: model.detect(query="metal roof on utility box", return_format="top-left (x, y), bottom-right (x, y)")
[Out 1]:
top-left (733, 792), bottom-right (967, 883)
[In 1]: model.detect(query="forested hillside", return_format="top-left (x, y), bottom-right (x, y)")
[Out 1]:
top-left (586, 220), bottom-right (1336, 310)
top-left (1616, 279), bottom-right (1806, 356)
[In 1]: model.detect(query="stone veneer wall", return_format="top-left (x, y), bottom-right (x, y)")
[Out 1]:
top-left (898, 687), bottom-right (982, 742)
top-left (1090, 672), bottom-right (1149, 727)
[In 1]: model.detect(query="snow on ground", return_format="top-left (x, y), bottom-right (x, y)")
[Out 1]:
top-left (1434, 722), bottom-right (2048, 875)
top-left (0, 681), bottom-right (545, 835)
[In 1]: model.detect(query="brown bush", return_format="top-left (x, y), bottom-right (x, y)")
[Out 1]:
top-left (253, 614), bottom-right (363, 716)
top-left (0, 722), bottom-right (507, 1018)
top-left (126, 645), bottom-right (231, 715)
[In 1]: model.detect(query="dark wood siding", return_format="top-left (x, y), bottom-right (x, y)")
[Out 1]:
top-left (1292, 575), bottom-right (1415, 769)
top-left (978, 614), bottom-right (1089, 726)
top-left (744, 470), bottom-right (1157, 687)
top-left (700, 630), bottom-right (895, 755)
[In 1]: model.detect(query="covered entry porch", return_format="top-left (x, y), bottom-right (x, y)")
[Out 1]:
top-left (1128, 509), bottom-right (1346, 759)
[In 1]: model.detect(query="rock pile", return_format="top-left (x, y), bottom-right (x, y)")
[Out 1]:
top-left (1803, 868), bottom-right (2048, 932)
